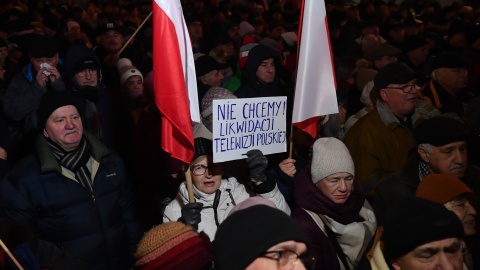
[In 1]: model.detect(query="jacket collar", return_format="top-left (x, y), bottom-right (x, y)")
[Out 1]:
top-left (376, 100), bottom-right (422, 129)
top-left (35, 130), bottom-right (110, 174)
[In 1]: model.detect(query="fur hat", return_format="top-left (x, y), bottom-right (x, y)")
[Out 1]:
top-left (117, 58), bottom-right (143, 86)
top-left (37, 91), bottom-right (78, 131)
top-left (416, 174), bottom-right (473, 204)
top-left (311, 137), bottom-right (355, 184)
top-left (383, 197), bottom-right (464, 260)
top-left (134, 222), bottom-right (213, 270)
top-left (413, 116), bottom-right (468, 146)
top-left (213, 205), bottom-right (307, 270)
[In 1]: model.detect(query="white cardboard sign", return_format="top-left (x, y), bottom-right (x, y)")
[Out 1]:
top-left (212, 96), bottom-right (287, 162)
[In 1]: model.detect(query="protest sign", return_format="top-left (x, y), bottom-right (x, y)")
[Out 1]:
top-left (212, 97), bottom-right (287, 162)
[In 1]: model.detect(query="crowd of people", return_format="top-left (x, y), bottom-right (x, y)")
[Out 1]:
top-left (0, 0), bottom-right (479, 269)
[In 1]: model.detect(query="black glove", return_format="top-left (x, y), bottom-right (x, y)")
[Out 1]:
top-left (180, 202), bottom-right (203, 226)
top-left (246, 149), bottom-right (268, 182)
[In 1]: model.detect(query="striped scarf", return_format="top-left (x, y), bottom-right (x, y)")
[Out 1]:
top-left (46, 137), bottom-right (93, 193)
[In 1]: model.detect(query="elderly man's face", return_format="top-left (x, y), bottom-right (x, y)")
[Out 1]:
top-left (380, 79), bottom-right (419, 118)
top-left (391, 238), bottom-right (463, 270)
top-left (435, 68), bottom-right (468, 93)
top-left (99, 30), bottom-right (124, 53)
top-left (43, 105), bottom-right (83, 152)
top-left (75, 69), bottom-right (98, 87)
top-left (419, 141), bottom-right (467, 178)
top-left (444, 196), bottom-right (477, 236)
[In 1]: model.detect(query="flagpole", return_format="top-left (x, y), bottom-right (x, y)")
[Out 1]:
top-left (117, 11), bottom-right (153, 56)
top-left (185, 167), bottom-right (195, 203)
top-left (0, 239), bottom-right (24, 270)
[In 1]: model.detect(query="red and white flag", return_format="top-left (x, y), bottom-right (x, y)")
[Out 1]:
top-left (153, 0), bottom-right (200, 164)
top-left (292, 0), bottom-right (337, 138)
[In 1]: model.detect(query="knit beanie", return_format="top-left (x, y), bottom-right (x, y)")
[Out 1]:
top-left (416, 174), bottom-right (473, 204)
top-left (213, 205), bottom-right (307, 270)
top-left (201, 87), bottom-right (237, 119)
top-left (134, 222), bottom-right (213, 270)
top-left (239, 21), bottom-right (254, 37)
top-left (239, 41), bottom-right (258, 70)
top-left (37, 91), bottom-right (78, 131)
top-left (311, 137), bottom-right (355, 184)
top-left (117, 58), bottom-right (143, 86)
top-left (67, 20), bottom-right (80, 32)
top-left (383, 197), bottom-right (464, 260)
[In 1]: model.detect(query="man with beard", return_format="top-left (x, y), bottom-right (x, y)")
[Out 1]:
top-left (63, 45), bottom-right (118, 152)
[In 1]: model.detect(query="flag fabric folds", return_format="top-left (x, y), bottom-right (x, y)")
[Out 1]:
top-left (292, 0), bottom-right (338, 138)
top-left (153, 0), bottom-right (200, 164)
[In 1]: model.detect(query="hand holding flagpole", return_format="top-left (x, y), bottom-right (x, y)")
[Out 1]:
top-left (0, 238), bottom-right (24, 270)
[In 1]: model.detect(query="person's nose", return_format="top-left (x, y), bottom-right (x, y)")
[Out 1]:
top-left (338, 180), bottom-right (347, 192)
top-left (452, 149), bottom-right (465, 164)
top-left (65, 119), bottom-right (75, 129)
top-left (437, 252), bottom-right (455, 270)
top-left (466, 202), bottom-right (477, 216)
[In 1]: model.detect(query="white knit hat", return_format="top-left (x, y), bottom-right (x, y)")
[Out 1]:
top-left (117, 58), bottom-right (143, 86)
top-left (67, 20), bottom-right (80, 32)
top-left (311, 137), bottom-right (355, 184)
top-left (239, 21), bottom-right (254, 37)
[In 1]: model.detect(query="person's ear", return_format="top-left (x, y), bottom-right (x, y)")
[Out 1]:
top-left (200, 75), bottom-right (208, 85)
top-left (43, 129), bottom-right (49, 138)
top-left (418, 147), bottom-right (430, 163)
top-left (391, 260), bottom-right (402, 270)
top-left (379, 89), bottom-right (388, 102)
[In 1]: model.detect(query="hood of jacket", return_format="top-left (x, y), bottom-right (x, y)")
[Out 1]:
top-left (243, 45), bottom-right (281, 86)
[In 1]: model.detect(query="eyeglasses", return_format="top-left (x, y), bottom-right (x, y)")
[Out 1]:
top-left (190, 163), bottom-right (222, 176)
top-left (76, 69), bottom-right (98, 77)
top-left (386, 81), bottom-right (419, 93)
top-left (260, 250), bottom-right (306, 270)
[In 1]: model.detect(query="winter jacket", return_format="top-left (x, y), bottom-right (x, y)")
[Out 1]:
top-left (234, 45), bottom-right (289, 99)
top-left (373, 154), bottom-right (480, 226)
top-left (163, 177), bottom-right (290, 241)
top-left (344, 100), bottom-right (423, 196)
top-left (1, 63), bottom-right (65, 137)
top-left (0, 131), bottom-right (143, 270)
top-left (292, 166), bottom-right (377, 270)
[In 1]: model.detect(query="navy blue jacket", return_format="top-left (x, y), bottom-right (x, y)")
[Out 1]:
top-left (0, 132), bottom-right (143, 270)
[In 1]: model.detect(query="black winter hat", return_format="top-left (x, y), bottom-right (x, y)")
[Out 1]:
top-left (430, 51), bottom-right (469, 71)
top-left (195, 55), bottom-right (228, 78)
top-left (27, 34), bottom-right (58, 58)
top-left (213, 205), bottom-right (308, 270)
top-left (383, 197), bottom-right (463, 260)
top-left (413, 116), bottom-right (468, 146)
top-left (401, 34), bottom-right (426, 53)
top-left (73, 56), bottom-right (101, 75)
top-left (37, 91), bottom-right (78, 131)
top-left (374, 63), bottom-right (416, 91)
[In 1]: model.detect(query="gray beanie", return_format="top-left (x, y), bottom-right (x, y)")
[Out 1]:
top-left (311, 137), bottom-right (355, 183)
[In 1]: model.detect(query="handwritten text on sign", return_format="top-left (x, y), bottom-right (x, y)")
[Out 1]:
top-left (213, 97), bottom-right (287, 162)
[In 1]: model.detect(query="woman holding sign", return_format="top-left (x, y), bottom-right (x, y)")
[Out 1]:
top-left (162, 125), bottom-right (290, 241)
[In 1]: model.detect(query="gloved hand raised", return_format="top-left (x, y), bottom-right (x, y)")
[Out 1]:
top-left (180, 202), bottom-right (203, 226)
top-left (246, 149), bottom-right (268, 183)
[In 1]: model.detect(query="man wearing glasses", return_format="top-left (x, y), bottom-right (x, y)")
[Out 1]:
top-left (345, 63), bottom-right (423, 198)
top-left (63, 45), bottom-right (118, 150)
top-left (214, 205), bottom-right (311, 270)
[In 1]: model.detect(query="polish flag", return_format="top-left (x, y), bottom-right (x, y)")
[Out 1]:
top-left (292, 0), bottom-right (337, 138)
top-left (153, 0), bottom-right (200, 164)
